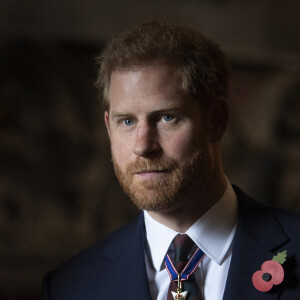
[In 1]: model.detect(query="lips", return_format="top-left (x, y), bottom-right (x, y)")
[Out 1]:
top-left (136, 170), bottom-right (166, 174)
top-left (135, 169), bottom-right (168, 179)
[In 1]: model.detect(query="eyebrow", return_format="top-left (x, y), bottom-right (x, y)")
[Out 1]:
top-left (110, 108), bottom-right (184, 119)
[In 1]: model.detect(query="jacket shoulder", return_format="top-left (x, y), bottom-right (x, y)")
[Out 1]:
top-left (42, 212), bottom-right (144, 299)
top-left (270, 206), bottom-right (300, 241)
top-left (234, 184), bottom-right (300, 244)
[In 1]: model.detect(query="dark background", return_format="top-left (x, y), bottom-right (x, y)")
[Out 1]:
top-left (0, 0), bottom-right (299, 298)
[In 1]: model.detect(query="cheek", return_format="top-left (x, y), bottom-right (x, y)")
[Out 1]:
top-left (161, 128), bottom-right (197, 159)
top-left (111, 136), bottom-right (132, 166)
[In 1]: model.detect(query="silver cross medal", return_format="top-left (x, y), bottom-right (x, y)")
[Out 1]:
top-left (171, 274), bottom-right (188, 300)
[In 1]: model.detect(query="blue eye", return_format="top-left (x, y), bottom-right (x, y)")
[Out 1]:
top-left (162, 114), bottom-right (174, 122)
top-left (124, 119), bottom-right (134, 126)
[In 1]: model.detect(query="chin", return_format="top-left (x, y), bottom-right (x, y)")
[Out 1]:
top-left (127, 186), bottom-right (184, 212)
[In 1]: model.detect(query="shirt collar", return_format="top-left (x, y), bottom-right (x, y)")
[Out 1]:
top-left (144, 210), bottom-right (178, 272)
top-left (144, 179), bottom-right (238, 271)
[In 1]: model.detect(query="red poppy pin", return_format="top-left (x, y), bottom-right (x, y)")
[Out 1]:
top-left (252, 250), bottom-right (287, 292)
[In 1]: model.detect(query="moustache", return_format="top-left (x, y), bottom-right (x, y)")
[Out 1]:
top-left (125, 157), bottom-right (178, 174)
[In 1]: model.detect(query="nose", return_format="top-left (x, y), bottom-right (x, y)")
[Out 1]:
top-left (133, 123), bottom-right (161, 157)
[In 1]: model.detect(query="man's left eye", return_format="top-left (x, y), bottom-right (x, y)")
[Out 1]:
top-left (123, 119), bottom-right (134, 126)
top-left (162, 114), bottom-right (174, 122)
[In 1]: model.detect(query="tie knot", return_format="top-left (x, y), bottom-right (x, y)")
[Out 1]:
top-left (173, 234), bottom-right (194, 263)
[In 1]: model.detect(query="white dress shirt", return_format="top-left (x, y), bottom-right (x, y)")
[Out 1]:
top-left (144, 180), bottom-right (238, 300)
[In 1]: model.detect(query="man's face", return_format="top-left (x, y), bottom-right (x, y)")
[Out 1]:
top-left (105, 65), bottom-right (214, 212)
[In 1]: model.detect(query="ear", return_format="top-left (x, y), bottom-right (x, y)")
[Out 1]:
top-left (208, 97), bottom-right (229, 142)
top-left (104, 111), bottom-right (111, 139)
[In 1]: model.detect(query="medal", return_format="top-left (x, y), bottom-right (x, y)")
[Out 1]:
top-left (165, 247), bottom-right (205, 300)
top-left (171, 274), bottom-right (188, 300)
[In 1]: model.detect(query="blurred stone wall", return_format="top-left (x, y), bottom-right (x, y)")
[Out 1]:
top-left (0, 0), bottom-right (299, 298)
top-left (0, 41), bottom-right (138, 298)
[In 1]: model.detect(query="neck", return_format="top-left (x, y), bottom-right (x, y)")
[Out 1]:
top-left (147, 172), bottom-right (227, 232)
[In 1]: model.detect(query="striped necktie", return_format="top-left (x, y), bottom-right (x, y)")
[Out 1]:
top-left (166, 234), bottom-right (205, 300)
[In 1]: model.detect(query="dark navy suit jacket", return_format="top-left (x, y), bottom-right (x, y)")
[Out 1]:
top-left (42, 186), bottom-right (300, 299)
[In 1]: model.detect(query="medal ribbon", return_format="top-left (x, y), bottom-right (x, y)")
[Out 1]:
top-left (165, 247), bottom-right (205, 281)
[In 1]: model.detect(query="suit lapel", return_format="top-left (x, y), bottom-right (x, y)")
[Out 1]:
top-left (223, 186), bottom-right (289, 300)
top-left (100, 212), bottom-right (151, 299)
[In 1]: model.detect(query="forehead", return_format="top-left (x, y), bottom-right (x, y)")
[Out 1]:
top-left (109, 65), bottom-right (189, 111)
